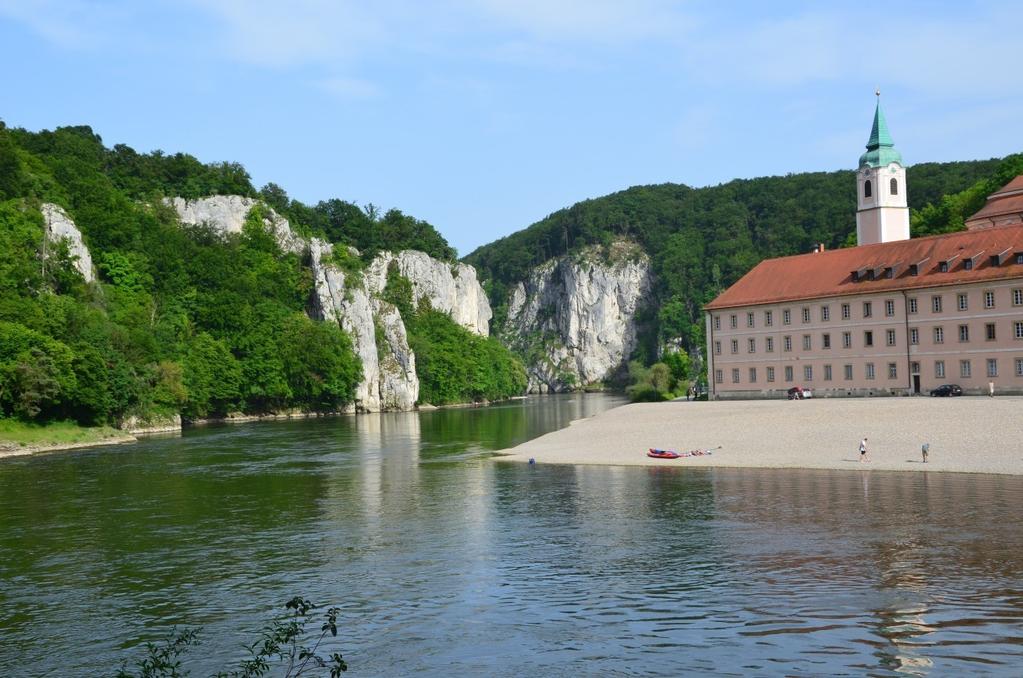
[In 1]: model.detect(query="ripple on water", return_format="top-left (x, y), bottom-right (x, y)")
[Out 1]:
top-left (2, 400), bottom-right (1023, 676)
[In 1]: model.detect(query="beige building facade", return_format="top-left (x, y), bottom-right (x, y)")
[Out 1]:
top-left (704, 98), bottom-right (1023, 398)
top-left (706, 273), bottom-right (1023, 398)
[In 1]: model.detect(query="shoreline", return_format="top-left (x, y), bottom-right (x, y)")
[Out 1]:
top-left (494, 397), bottom-right (1023, 476)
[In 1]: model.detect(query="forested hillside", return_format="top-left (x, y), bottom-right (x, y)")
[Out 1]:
top-left (466, 154), bottom-right (1023, 361)
top-left (0, 122), bottom-right (511, 429)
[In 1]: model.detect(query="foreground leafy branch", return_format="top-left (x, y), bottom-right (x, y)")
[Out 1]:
top-left (115, 597), bottom-right (347, 678)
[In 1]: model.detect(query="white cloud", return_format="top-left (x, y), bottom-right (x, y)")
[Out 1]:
top-left (0, 0), bottom-right (125, 49)
top-left (466, 0), bottom-right (690, 43)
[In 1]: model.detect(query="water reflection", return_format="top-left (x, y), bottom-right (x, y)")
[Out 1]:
top-left (1, 396), bottom-right (1022, 677)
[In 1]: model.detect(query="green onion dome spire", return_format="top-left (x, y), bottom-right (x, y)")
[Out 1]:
top-left (859, 90), bottom-right (903, 169)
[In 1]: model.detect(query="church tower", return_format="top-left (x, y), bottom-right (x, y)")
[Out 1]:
top-left (855, 92), bottom-right (909, 246)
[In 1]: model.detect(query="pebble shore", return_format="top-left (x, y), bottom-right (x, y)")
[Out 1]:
top-left (496, 396), bottom-right (1023, 475)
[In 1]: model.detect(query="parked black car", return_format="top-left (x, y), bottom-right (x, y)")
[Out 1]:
top-left (930, 384), bottom-right (963, 397)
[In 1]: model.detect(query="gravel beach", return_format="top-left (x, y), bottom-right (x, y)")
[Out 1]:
top-left (496, 396), bottom-right (1023, 475)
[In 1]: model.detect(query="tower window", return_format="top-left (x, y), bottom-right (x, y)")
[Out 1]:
top-left (890, 178), bottom-right (898, 195)
top-left (864, 180), bottom-right (872, 198)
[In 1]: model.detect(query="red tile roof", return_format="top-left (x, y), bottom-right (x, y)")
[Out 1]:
top-left (966, 175), bottom-right (1023, 226)
top-left (705, 222), bottom-right (1023, 310)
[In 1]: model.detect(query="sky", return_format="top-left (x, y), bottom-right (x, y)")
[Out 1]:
top-left (2, 1), bottom-right (1022, 256)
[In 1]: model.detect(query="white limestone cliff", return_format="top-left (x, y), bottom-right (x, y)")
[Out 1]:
top-left (365, 251), bottom-right (491, 335)
top-left (41, 203), bottom-right (94, 283)
top-left (169, 195), bottom-right (305, 255)
top-left (308, 240), bottom-right (419, 412)
top-left (168, 196), bottom-right (489, 412)
top-left (502, 241), bottom-right (652, 393)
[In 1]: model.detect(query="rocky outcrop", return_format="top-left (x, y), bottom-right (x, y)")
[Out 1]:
top-left (308, 240), bottom-right (419, 412)
top-left (169, 195), bottom-right (305, 255)
top-left (365, 251), bottom-right (491, 335)
top-left (502, 241), bottom-right (652, 393)
top-left (166, 196), bottom-right (487, 412)
top-left (41, 203), bottom-right (94, 283)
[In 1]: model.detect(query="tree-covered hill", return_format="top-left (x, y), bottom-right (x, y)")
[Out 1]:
top-left (0, 122), bottom-right (500, 430)
top-left (465, 154), bottom-right (1022, 360)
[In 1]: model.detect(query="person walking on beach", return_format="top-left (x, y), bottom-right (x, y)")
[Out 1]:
top-left (859, 437), bottom-right (869, 462)
top-left (921, 442), bottom-right (929, 463)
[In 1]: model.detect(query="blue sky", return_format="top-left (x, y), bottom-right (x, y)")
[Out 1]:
top-left (2, 1), bottom-right (1021, 256)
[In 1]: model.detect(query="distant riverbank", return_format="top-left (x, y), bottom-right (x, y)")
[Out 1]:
top-left (496, 397), bottom-right (1023, 475)
top-left (0, 421), bottom-right (136, 460)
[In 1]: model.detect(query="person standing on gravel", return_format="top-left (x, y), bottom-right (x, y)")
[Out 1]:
top-left (859, 437), bottom-right (869, 462)
top-left (922, 442), bottom-right (929, 463)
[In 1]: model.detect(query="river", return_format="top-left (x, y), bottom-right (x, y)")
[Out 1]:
top-left (1, 394), bottom-right (1021, 676)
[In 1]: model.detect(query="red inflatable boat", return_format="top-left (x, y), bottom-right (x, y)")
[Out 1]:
top-left (647, 448), bottom-right (681, 459)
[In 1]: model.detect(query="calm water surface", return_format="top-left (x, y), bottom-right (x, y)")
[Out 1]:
top-left (1, 394), bottom-right (1022, 676)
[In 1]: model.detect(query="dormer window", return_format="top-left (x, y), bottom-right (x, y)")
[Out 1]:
top-left (963, 252), bottom-right (983, 271)
top-left (909, 257), bottom-right (929, 276)
top-left (938, 253), bottom-right (959, 273)
top-left (991, 248), bottom-right (1011, 266)
top-left (1016, 252), bottom-right (1023, 265)
top-left (890, 178), bottom-right (898, 195)
top-left (864, 180), bottom-right (872, 198)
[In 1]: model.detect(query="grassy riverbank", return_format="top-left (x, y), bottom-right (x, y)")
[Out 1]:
top-left (0, 420), bottom-right (132, 458)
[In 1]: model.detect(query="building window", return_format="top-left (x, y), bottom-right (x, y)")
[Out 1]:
top-left (824, 364), bottom-right (833, 381)
top-left (866, 363), bottom-right (876, 380)
top-left (958, 324), bottom-right (970, 342)
top-left (935, 361), bottom-right (946, 379)
top-left (731, 339), bottom-right (739, 354)
top-left (908, 298), bottom-right (918, 314)
top-left (890, 178), bottom-right (898, 195)
top-left (766, 337), bottom-right (774, 352)
top-left (784, 366), bottom-right (794, 382)
top-left (939, 261), bottom-right (950, 273)
top-left (910, 328), bottom-right (919, 345)
top-left (804, 365), bottom-right (813, 381)
top-left (1015, 321), bottom-right (1023, 339)
top-left (1014, 289), bottom-right (1023, 306)
top-left (783, 309), bottom-right (792, 325)
top-left (960, 360), bottom-right (972, 378)
top-left (863, 301), bottom-right (872, 318)
top-left (987, 359), bottom-right (998, 378)
top-left (714, 316), bottom-right (721, 330)
top-left (911, 361), bottom-right (920, 375)
top-left (748, 338), bottom-right (756, 353)
top-left (747, 312), bottom-right (755, 328)
top-left (934, 326), bottom-right (944, 344)
top-left (732, 368), bottom-right (740, 384)
top-left (749, 367), bottom-right (757, 383)
top-left (886, 329), bottom-right (896, 346)
top-left (1018, 254), bottom-right (1023, 265)
top-left (887, 362), bottom-right (897, 379)
top-left (784, 336), bottom-right (792, 352)
top-left (932, 295), bottom-right (943, 313)
top-left (714, 340), bottom-right (721, 355)
top-left (885, 299), bottom-right (895, 316)
top-left (715, 369), bottom-right (723, 384)
top-left (864, 179), bottom-right (872, 198)
top-left (766, 366), bottom-right (775, 382)
top-left (802, 334), bottom-right (811, 350)
top-left (821, 306), bottom-right (830, 321)
top-left (986, 323), bottom-right (996, 341)
top-left (957, 293), bottom-right (968, 311)
top-left (844, 364), bottom-right (853, 380)
top-left (822, 333), bottom-right (831, 349)
top-left (842, 331), bottom-right (852, 348)
top-left (841, 303), bottom-right (851, 319)
top-left (802, 307), bottom-right (810, 323)
top-left (765, 310), bottom-right (773, 326)
top-left (864, 330), bottom-right (874, 347)
top-left (730, 314), bottom-right (738, 329)
top-left (985, 291), bottom-right (995, 308)
top-left (1016, 358), bottom-right (1023, 376)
